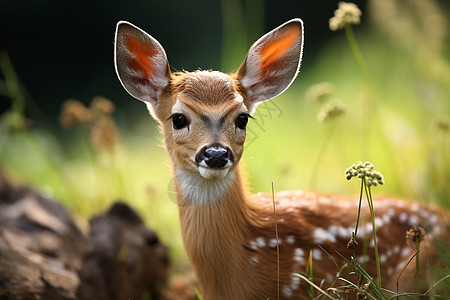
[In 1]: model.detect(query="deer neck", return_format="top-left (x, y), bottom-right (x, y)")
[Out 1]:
top-left (174, 166), bottom-right (258, 298)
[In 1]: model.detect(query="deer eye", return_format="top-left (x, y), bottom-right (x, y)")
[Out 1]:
top-left (236, 113), bottom-right (251, 130)
top-left (169, 114), bottom-right (189, 130)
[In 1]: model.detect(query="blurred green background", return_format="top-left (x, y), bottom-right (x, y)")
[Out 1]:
top-left (1, 0), bottom-right (449, 268)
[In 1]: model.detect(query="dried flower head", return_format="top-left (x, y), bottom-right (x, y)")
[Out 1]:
top-left (406, 225), bottom-right (426, 249)
top-left (90, 117), bottom-right (120, 151)
top-left (347, 232), bottom-right (359, 249)
top-left (59, 99), bottom-right (93, 128)
top-left (90, 96), bottom-right (116, 115)
top-left (306, 82), bottom-right (335, 103)
top-left (317, 100), bottom-right (347, 123)
top-left (345, 161), bottom-right (385, 186)
top-left (329, 2), bottom-right (362, 31)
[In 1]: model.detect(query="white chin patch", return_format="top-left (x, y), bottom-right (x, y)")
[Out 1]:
top-left (175, 166), bottom-right (235, 205)
top-left (198, 166), bottom-right (230, 180)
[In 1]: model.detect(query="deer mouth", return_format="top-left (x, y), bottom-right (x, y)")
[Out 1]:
top-left (198, 161), bottom-right (232, 180)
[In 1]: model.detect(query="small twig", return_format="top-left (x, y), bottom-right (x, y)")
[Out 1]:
top-left (424, 274), bottom-right (450, 295)
top-left (396, 250), bottom-right (420, 298)
top-left (294, 273), bottom-right (337, 300)
top-left (337, 278), bottom-right (379, 300)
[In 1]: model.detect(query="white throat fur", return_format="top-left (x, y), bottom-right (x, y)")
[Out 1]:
top-left (176, 168), bottom-right (235, 205)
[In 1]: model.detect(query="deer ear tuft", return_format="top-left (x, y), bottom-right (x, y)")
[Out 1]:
top-left (236, 19), bottom-right (303, 112)
top-left (114, 21), bottom-right (170, 105)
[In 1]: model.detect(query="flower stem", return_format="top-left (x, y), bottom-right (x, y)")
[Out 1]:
top-left (354, 178), bottom-right (364, 238)
top-left (364, 181), bottom-right (382, 286)
top-left (344, 24), bottom-right (367, 82)
top-left (352, 178), bottom-right (364, 259)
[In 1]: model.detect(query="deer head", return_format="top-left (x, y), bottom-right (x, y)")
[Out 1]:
top-left (114, 19), bottom-right (303, 205)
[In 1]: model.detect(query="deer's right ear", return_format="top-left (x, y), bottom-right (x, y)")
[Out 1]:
top-left (236, 19), bottom-right (303, 112)
top-left (114, 21), bottom-right (170, 105)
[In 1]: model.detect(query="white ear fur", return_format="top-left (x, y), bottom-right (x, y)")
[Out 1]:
top-left (237, 19), bottom-right (304, 112)
top-left (114, 21), bottom-right (170, 106)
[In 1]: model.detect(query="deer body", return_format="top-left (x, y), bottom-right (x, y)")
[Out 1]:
top-left (114, 20), bottom-right (449, 299)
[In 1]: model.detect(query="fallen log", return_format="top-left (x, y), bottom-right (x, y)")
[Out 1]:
top-left (0, 172), bottom-right (170, 299)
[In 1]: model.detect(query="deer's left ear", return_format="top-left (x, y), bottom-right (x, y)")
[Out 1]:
top-left (114, 21), bottom-right (170, 106)
top-left (236, 19), bottom-right (303, 112)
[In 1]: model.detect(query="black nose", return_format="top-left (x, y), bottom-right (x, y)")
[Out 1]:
top-left (195, 145), bottom-right (234, 168)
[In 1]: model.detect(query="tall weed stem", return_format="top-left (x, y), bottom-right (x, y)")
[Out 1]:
top-left (344, 24), bottom-right (367, 82)
top-left (364, 180), bottom-right (382, 287)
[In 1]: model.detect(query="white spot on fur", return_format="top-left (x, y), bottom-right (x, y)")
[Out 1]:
top-left (250, 256), bottom-right (260, 265)
top-left (375, 217), bottom-right (384, 227)
top-left (328, 225), bottom-right (338, 236)
top-left (313, 227), bottom-right (337, 243)
top-left (386, 249), bottom-right (393, 257)
top-left (282, 286), bottom-right (293, 298)
top-left (361, 223), bottom-right (373, 236)
top-left (256, 237), bottom-right (266, 248)
top-left (401, 247), bottom-right (411, 257)
top-left (429, 214), bottom-right (438, 225)
top-left (269, 239), bottom-right (280, 247)
top-left (286, 235), bottom-right (295, 244)
top-left (293, 248), bottom-right (305, 265)
top-left (433, 226), bottom-right (442, 235)
top-left (387, 208), bottom-right (395, 216)
top-left (420, 210), bottom-right (430, 219)
top-left (318, 197), bottom-right (331, 204)
top-left (312, 249), bottom-right (322, 260)
top-left (337, 226), bottom-right (353, 239)
top-left (409, 215), bottom-right (419, 225)
top-left (357, 255), bottom-right (370, 264)
top-left (399, 212), bottom-right (408, 223)
top-left (387, 267), bottom-right (394, 276)
top-left (175, 167), bottom-right (235, 205)
top-left (294, 190), bottom-right (304, 196)
top-left (379, 254), bottom-right (387, 264)
top-left (250, 240), bottom-right (257, 250)
top-left (393, 246), bottom-right (400, 254)
top-left (291, 273), bottom-right (300, 290)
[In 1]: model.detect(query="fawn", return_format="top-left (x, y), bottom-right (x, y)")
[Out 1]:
top-left (114, 19), bottom-right (449, 299)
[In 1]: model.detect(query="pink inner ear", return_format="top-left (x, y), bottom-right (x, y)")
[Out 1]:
top-left (258, 26), bottom-right (300, 71)
top-left (125, 35), bottom-right (158, 78)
